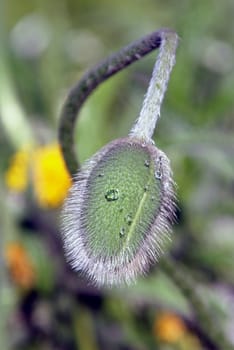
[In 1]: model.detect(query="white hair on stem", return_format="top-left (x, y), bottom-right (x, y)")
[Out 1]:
top-left (130, 30), bottom-right (178, 141)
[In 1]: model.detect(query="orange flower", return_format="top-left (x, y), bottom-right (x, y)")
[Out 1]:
top-left (153, 312), bottom-right (186, 343)
top-left (5, 242), bottom-right (35, 290)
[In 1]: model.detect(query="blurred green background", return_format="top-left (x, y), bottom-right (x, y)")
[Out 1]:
top-left (1, 0), bottom-right (234, 349)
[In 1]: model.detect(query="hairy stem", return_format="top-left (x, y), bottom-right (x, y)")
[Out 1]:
top-left (129, 30), bottom-right (178, 141)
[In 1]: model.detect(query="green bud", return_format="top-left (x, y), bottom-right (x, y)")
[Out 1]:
top-left (61, 137), bottom-right (176, 286)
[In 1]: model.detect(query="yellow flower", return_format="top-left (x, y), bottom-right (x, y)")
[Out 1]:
top-left (153, 312), bottom-right (186, 344)
top-left (5, 143), bottom-right (71, 208)
top-left (32, 143), bottom-right (71, 208)
top-left (5, 149), bottom-right (30, 192)
top-left (5, 241), bottom-right (35, 290)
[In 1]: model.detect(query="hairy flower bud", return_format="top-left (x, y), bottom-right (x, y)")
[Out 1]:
top-left (61, 137), bottom-right (176, 286)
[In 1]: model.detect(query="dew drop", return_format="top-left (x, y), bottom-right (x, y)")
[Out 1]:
top-left (124, 214), bottom-right (132, 225)
top-left (144, 160), bottom-right (150, 167)
top-left (155, 170), bottom-right (162, 180)
top-left (119, 227), bottom-right (125, 237)
top-left (105, 189), bottom-right (119, 201)
top-left (98, 173), bottom-right (104, 177)
top-left (144, 185), bottom-right (149, 191)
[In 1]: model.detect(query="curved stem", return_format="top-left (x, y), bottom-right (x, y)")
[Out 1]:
top-left (59, 28), bottom-right (169, 175)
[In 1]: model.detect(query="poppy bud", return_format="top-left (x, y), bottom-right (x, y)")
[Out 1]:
top-left (62, 137), bottom-right (176, 285)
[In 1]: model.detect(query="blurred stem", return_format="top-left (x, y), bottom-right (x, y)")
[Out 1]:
top-left (0, 185), bottom-right (8, 350)
top-left (160, 258), bottom-right (234, 350)
top-left (0, 53), bottom-right (34, 148)
top-left (73, 305), bottom-right (98, 350)
top-left (36, 0), bottom-right (70, 123)
top-left (0, 182), bottom-right (17, 350)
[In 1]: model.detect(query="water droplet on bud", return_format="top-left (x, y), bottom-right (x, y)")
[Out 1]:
top-left (155, 170), bottom-right (162, 180)
top-left (124, 214), bottom-right (133, 225)
top-left (119, 227), bottom-right (125, 237)
top-left (105, 189), bottom-right (119, 201)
